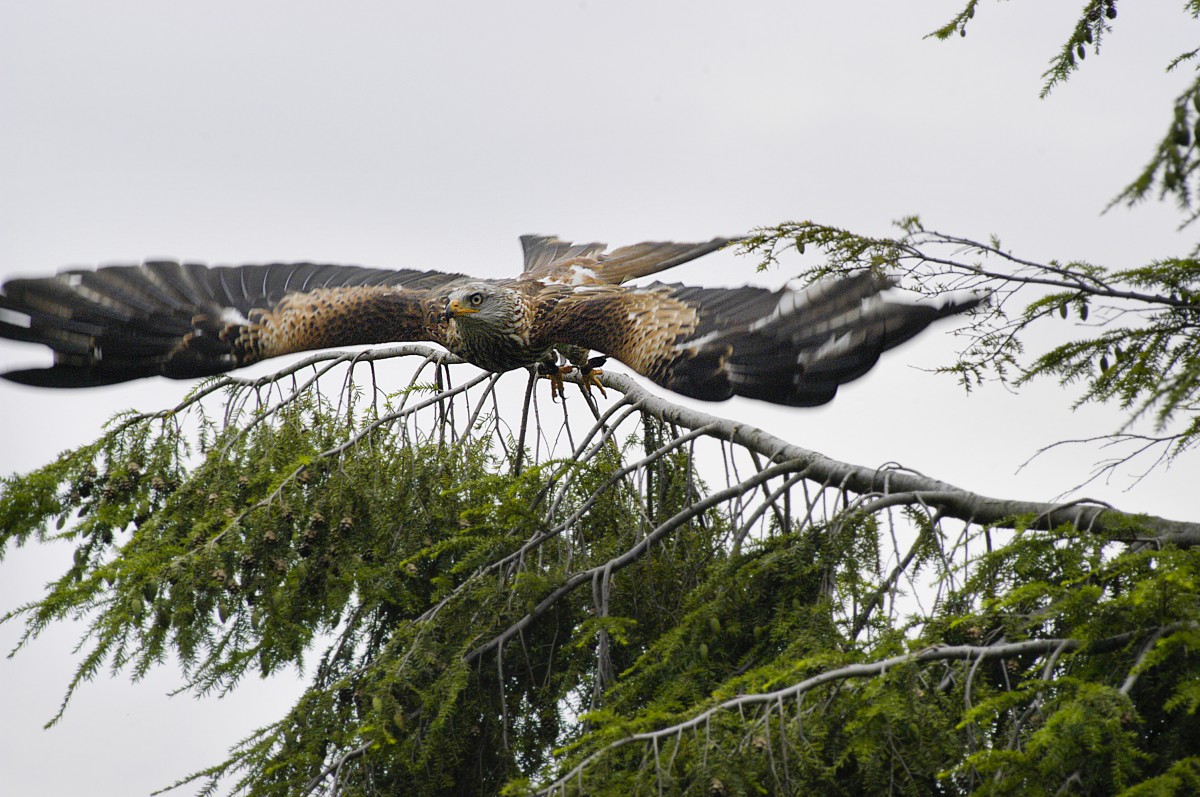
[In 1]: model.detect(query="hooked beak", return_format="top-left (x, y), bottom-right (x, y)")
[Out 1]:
top-left (445, 299), bottom-right (480, 320)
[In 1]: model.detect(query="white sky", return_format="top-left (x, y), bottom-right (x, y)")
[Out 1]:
top-left (1, 2), bottom-right (1197, 795)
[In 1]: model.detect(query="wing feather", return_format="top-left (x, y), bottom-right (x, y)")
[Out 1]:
top-left (519, 235), bottom-right (609, 278)
top-left (535, 275), bottom-right (984, 406)
top-left (592, 238), bottom-right (740, 284)
top-left (1, 261), bottom-right (466, 387)
top-left (519, 235), bottom-right (738, 285)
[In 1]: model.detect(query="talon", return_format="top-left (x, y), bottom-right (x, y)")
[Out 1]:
top-left (548, 369), bottom-right (566, 402)
top-left (537, 356), bottom-right (605, 402)
top-left (539, 362), bottom-right (573, 403)
top-left (578, 365), bottom-right (607, 398)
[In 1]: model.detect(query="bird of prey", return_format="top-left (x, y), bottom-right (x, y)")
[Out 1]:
top-left (0, 235), bottom-right (983, 406)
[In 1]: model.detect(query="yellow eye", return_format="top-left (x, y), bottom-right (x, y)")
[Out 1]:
top-left (469, 292), bottom-right (484, 306)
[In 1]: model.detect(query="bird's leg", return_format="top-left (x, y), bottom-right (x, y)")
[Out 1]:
top-left (575, 355), bottom-right (607, 398)
top-left (537, 356), bottom-right (569, 403)
top-left (537, 352), bottom-right (607, 402)
top-left (537, 348), bottom-right (604, 400)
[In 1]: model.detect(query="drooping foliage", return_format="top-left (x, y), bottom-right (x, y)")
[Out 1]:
top-left (2, 347), bottom-right (1198, 797)
top-left (744, 219), bottom-right (1200, 478)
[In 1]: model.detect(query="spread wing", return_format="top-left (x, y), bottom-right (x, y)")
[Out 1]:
top-left (519, 235), bottom-right (738, 286)
top-left (0, 261), bottom-right (466, 387)
top-left (533, 273), bottom-right (985, 406)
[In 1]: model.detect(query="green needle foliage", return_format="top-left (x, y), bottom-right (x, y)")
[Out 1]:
top-left (744, 219), bottom-right (1200, 479)
top-left (2, 351), bottom-right (1199, 797)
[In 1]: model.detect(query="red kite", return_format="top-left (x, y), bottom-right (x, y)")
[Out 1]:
top-left (0, 235), bottom-right (982, 406)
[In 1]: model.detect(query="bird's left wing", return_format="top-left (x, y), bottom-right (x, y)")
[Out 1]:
top-left (0, 261), bottom-right (466, 387)
top-left (520, 236), bottom-right (738, 285)
top-left (533, 274), bottom-right (985, 406)
top-left (518, 236), bottom-right (609, 279)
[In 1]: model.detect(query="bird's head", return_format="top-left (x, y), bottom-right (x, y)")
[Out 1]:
top-left (444, 283), bottom-right (510, 329)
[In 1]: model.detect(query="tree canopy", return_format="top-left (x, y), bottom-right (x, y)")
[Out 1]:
top-left (3, 341), bottom-right (1198, 796)
top-left (3, 3), bottom-right (1200, 796)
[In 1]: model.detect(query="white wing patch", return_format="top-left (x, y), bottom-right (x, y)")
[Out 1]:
top-left (791, 295), bottom-right (891, 353)
top-left (221, 307), bottom-right (251, 326)
top-left (796, 330), bottom-right (859, 367)
top-left (0, 307), bottom-right (31, 329)
top-left (565, 266), bottom-right (599, 286)
top-left (747, 279), bottom-right (853, 333)
top-left (673, 329), bottom-right (723, 352)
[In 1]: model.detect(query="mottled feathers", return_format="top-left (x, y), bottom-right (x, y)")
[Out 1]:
top-left (0, 237), bottom-right (984, 405)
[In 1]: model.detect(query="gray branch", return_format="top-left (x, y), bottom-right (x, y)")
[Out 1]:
top-left (595, 372), bottom-right (1200, 545)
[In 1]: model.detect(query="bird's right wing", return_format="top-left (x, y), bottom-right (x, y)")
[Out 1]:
top-left (0, 261), bottom-right (466, 387)
top-left (534, 273), bottom-right (985, 406)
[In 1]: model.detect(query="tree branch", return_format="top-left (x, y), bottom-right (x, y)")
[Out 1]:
top-left (533, 624), bottom-right (1197, 796)
top-left (597, 372), bottom-right (1200, 545)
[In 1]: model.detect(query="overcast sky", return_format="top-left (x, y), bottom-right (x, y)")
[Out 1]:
top-left (2, 2), bottom-right (1197, 795)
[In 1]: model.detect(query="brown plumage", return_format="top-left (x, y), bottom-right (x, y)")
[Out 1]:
top-left (0, 235), bottom-right (984, 406)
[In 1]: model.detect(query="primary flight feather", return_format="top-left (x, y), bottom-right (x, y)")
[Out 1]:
top-left (0, 235), bottom-right (983, 406)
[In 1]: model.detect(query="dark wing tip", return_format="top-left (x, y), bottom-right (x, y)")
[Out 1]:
top-left (664, 278), bottom-right (986, 407)
top-left (937, 289), bottom-right (990, 317)
top-left (2, 365), bottom-right (139, 388)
